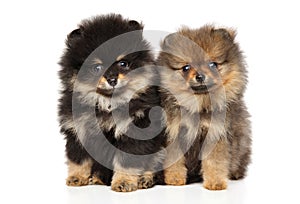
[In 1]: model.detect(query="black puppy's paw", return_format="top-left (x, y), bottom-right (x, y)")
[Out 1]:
top-left (138, 173), bottom-right (154, 189)
top-left (66, 175), bottom-right (89, 186)
top-left (111, 180), bottom-right (138, 192)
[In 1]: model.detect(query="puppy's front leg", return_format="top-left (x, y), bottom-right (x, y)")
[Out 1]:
top-left (111, 171), bottom-right (139, 192)
top-left (202, 139), bottom-right (229, 190)
top-left (111, 157), bottom-right (139, 192)
top-left (112, 170), bottom-right (155, 190)
top-left (66, 159), bottom-right (93, 186)
top-left (163, 141), bottom-right (187, 185)
top-left (164, 156), bottom-right (187, 185)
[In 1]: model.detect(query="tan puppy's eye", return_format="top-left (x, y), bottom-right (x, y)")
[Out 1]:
top-left (208, 62), bottom-right (218, 69)
top-left (182, 64), bottom-right (191, 72)
top-left (118, 60), bottom-right (129, 69)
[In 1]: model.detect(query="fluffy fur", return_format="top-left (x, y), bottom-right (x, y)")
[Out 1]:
top-left (157, 25), bottom-right (252, 190)
top-left (58, 14), bottom-right (165, 192)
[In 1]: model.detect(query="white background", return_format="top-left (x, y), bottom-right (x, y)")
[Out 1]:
top-left (1, 0), bottom-right (300, 203)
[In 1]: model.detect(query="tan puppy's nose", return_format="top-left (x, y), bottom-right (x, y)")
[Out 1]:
top-left (195, 73), bottom-right (206, 83)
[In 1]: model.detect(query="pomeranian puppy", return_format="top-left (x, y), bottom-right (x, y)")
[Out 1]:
top-left (157, 25), bottom-right (251, 190)
top-left (58, 14), bottom-right (165, 192)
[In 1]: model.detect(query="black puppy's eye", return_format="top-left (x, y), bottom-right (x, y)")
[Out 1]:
top-left (208, 62), bottom-right (218, 69)
top-left (93, 64), bottom-right (104, 73)
top-left (182, 65), bottom-right (191, 72)
top-left (118, 60), bottom-right (129, 68)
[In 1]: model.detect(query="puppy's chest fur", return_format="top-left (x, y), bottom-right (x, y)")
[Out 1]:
top-left (96, 101), bottom-right (145, 139)
top-left (165, 104), bottom-right (225, 143)
top-left (95, 87), bottom-right (160, 139)
top-left (179, 110), bottom-right (221, 177)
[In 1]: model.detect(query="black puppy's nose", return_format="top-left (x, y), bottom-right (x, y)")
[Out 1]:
top-left (196, 73), bottom-right (206, 83)
top-left (107, 78), bottom-right (118, 87)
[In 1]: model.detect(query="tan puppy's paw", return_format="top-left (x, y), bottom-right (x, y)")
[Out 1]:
top-left (203, 179), bottom-right (227, 190)
top-left (164, 171), bottom-right (186, 186)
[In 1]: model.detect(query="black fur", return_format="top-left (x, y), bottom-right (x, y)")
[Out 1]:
top-left (58, 14), bottom-right (165, 191)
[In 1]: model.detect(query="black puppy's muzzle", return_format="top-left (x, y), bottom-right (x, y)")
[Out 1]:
top-left (106, 77), bottom-right (118, 87)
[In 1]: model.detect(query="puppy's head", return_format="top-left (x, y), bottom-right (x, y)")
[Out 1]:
top-left (158, 25), bottom-right (247, 107)
top-left (91, 51), bottom-right (153, 98)
top-left (59, 14), bottom-right (154, 106)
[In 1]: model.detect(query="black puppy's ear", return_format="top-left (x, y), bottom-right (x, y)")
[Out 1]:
top-left (213, 28), bottom-right (236, 41)
top-left (68, 28), bottom-right (82, 38)
top-left (67, 26), bottom-right (84, 47)
top-left (128, 20), bottom-right (143, 30)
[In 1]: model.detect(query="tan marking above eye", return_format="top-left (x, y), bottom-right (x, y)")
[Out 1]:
top-left (116, 54), bottom-right (126, 61)
top-left (92, 58), bottom-right (103, 65)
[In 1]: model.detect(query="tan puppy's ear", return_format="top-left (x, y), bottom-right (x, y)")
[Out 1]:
top-left (160, 33), bottom-right (178, 50)
top-left (161, 33), bottom-right (196, 53)
top-left (213, 28), bottom-right (236, 41)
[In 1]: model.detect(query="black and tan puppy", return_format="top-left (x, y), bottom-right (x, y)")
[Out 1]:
top-left (157, 25), bottom-right (251, 190)
top-left (58, 14), bottom-right (165, 192)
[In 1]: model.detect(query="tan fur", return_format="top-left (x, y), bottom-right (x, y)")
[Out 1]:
top-left (74, 65), bottom-right (156, 111)
top-left (73, 66), bottom-right (158, 141)
top-left (200, 110), bottom-right (227, 144)
top-left (202, 139), bottom-right (229, 190)
top-left (134, 110), bottom-right (145, 118)
top-left (112, 158), bottom-right (155, 192)
top-left (138, 171), bottom-right (154, 189)
top-left (164, 156), bottom-right (187, 185)
top-left (159, 67), bottom-right (222, 113)
top-left (66, 159), bottom-right (94, 186)
top-left (72, 114), bottom-right (95, 143)
top-left (90, 174), bottom-right (104, 185)
top-left (163, 105), bottom-right (200, 146)
top-left (69, 73), bottom-right (77, 91)
top-left (97, 74), bottom-right (125, 88)
top-left (98, 76), bottom-right (107, 84)
top-left (186, 68), bottom-right (197, 81)
top-left (61, 118), bottom-right (75, 133)
top-left (158, 25), bottom-right (251, 191)
top-left (114, 117), bottom-right (133, 138)
top-left (111, 172), bottom-right (139, 192)
top-left (164, 112), bottom-right (181, 143)
top-left (92, 58), bottom-right (103, 65)
top-left (116, 54), bottom-right (125, 61)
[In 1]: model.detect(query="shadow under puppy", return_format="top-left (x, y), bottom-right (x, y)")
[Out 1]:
top-left (157, 25), bottom-right (251, 190)
top-left (59, 14), bottom-right (165, 192)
